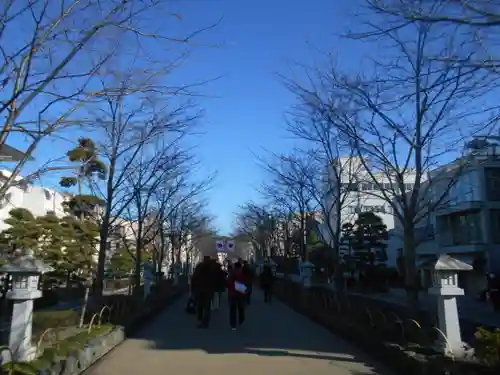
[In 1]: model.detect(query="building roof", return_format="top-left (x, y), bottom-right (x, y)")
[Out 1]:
top-left (0, 144), bottom-right (32, 162)
top-left (420, 254), bottom-right (473, 271)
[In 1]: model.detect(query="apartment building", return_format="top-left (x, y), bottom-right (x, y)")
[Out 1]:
top-left (320, 157), bottom-right (417, 267)
top-left (0, 169), bottom-right (69, 231)
top-left (395, 141), bottom-right (500, 295)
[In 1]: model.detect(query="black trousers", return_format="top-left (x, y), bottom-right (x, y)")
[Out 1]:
top-left (491, 291), bottom-right (500, 311)
top-left (229, 295), bottom-right (246, 328)
top-left (196, 293), bottom-right (212, 326)
top-left (263, 284), bottom-right (272, 303)
top-left (246, 284), bottom-right (253, 305)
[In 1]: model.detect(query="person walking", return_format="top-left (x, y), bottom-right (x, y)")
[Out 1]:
top-left (227, 261), bottom-right (248, 330)
top-left (191, 255), bottom-right (216, 328)
top-left (241, 260), bottom-right (254, 305)
top-left (260, 263), bottom-right (274, 304)
top-left (213, 261), bottom-right (226, 310)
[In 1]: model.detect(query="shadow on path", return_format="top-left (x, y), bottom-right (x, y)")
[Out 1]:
top-left (85, 290), bottom-right (392, 375)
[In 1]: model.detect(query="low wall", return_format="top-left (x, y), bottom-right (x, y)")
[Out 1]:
top-left (1, 280), bottom-right (186, 375)
top-left (272, 278), bottom-right (498, 375)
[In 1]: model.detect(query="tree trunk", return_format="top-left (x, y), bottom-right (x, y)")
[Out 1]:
top-left (403, 225), bottom-right (419, 314)
top-left (133, 233), bottom-right (142, 297)
top-left (95, 218), bottom-right (111, 296)
top-left (79, 286), bottom-right (90, 328)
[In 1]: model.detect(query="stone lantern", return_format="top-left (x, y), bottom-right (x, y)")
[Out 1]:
top-left (425, 254), bottom-right (472, 357)
top-left (0, 249), bottom-right (53, 362)
top-left (299, 260), bottom-right (314, 288)
top-left (142, 261), bottom-right (155, 299)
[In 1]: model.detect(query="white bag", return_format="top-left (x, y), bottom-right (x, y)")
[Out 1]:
top-left (234, 281), bottom-right (247, 294)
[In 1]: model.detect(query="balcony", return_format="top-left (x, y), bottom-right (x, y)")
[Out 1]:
top-left (434, 200), bottom-right (484, 216)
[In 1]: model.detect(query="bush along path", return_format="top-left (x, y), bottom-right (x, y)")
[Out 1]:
top-left (272, 278), bottom-right (500, 375)
top-left (0, 280), bottom-right (186, 375)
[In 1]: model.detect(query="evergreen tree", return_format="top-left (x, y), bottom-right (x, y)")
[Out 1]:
top-left (60, 138), bottom-right (106, 218)
top-left (37, 211), bottom-right (65, 266)
top-left (340, 222), bottom-right (355, 273)
top-left (352, 212), bottom-right (388, 266)
top-left (109, 247), bottom-right (148, 278)
top-left (0, 208), bottom-right (40, 256)
top-left (59, 215), bottom-right (98, 278)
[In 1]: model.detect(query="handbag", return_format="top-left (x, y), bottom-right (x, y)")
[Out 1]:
top-left (185, 296), bottom-right (196, 314)
top-left (234, 281), bottom-right (247, 294)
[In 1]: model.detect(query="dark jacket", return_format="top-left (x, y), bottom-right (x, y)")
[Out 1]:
top-left (215, 263), bottom-right (227, 292)
top-left (260, 265), bottom-right (274, 287)
top-left (191, 261), bottom-right (216, 295)
top-left (242, 264), bottom-right (254, 286)
top-left (227, 269), bottom-right (248, 297)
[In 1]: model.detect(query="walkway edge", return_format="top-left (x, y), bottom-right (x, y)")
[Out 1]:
top-left (77, 289), bottom-right (185, 375)
top-left (273, 281), bottom-right (493, 375)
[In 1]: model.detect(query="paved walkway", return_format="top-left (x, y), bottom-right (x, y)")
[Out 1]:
top-left (85, 290), bottom-right (391, 375)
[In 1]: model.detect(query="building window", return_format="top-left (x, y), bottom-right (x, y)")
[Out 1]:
top-left (361, 183), bottom-right (372, 191)
top-left (341, 182), bottom-right (359, 192)
top-left (485, 168), bottom-right (500, 201)
top-left (359, 205), bottom-right (386, 214)
top-left (346, 206), bottom-right (357, 214)
top-left (405, 183), bottom-right (414, 191)
top-left (448, 210), bottom-right (483, 245)
top-left (490, 210), bottom-right (500, 244)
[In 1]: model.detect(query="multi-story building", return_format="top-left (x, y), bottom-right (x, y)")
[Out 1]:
top-left (320, 157), bottom-right (417, 266)
top-left (394, 139), bottom-right (500, 295)
top-left (0, 169), bottom-right (69, 231)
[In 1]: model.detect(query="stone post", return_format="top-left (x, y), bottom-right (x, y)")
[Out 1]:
top-left (426, 254), bottom-right (473, 357)
top-left (142, 261), bottom-right (154, 299)
top-left (300, 260), bottom-right (314, 288)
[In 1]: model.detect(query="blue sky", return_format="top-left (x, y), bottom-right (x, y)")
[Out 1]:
top-left (169, 0), bottom-right (358, 234)
top-left (6, 1), bottom-right (496, 235)
top-left (3, 0), bottom-right (368, 234)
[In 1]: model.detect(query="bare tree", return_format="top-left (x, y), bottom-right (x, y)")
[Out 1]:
top-left (165, 197), bottom-right (214, 276)
top-left (121, 144), bottom-right (192, 295)
top-left (367, 1), bottom-right (500, 26)
top-left (235, 202), bottom-right (276, 260)
top-left (361, 1), bottom-right (500, 71)
top-left (149, 174), bottom-right (202, 281)
top-left (88, 76), bottom-right (200, 295)
top-left (266, 146), bottom-right (361, 283)
top-left (259, 152), bottom-right (316, 260)
top-left (0, 0), bottom-right (217, 196)
top-left (285, 10), bottom-right (497, 309)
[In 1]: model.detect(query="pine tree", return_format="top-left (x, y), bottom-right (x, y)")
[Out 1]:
top-left (109, 247), bottom-right (149, 278)
top-left (352, 212), bottom-right (388, 267)
top-left (60, 138), bottom-right (106, 218)
top-left (0, 208), bottom-right (40, 256)
top-left (37, 211), bottom-right (65, 267)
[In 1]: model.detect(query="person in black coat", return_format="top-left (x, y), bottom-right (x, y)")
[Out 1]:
top-left (191, 256), bottom-right (217, 328)
top-left (213, 261), bottom-right (226, 309)
top-left (241, 260), bottom-right (255, 305)
top-left (260, 264), bottom-right (274, 304)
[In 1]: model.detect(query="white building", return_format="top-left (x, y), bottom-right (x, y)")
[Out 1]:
top-left (0, 169), bottom-right (69, 231)
top-left (320, 157), bottom-right (417, 267)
